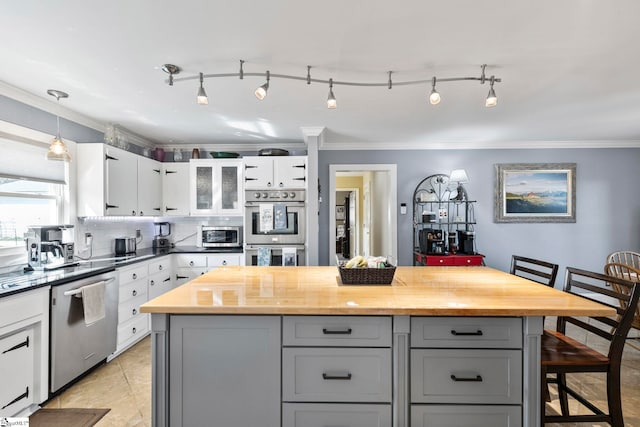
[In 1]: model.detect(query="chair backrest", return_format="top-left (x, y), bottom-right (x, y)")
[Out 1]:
top-left (510, 255), bottom-right (559, 287)
top-left (558, 267), bottom-right (640, 360)
top-left (605, 262), bottom-right (640, 330)
top-left (606, 251), bottom-right (640, 269)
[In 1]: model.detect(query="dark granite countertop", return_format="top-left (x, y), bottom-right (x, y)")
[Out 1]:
top-left (0, 246), bottom-right (243, 299)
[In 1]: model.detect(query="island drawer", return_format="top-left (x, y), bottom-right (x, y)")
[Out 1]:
top-left (282, 347), bottom-right (392, 402)
top-left (411, 404), bottom-right (522, 427)
top-left (282, 316), bottom-right (392, 347)
top-left (283, 403), bottom-right (391, 427)
top-left (411, 349), bottom-right (522, 404)
top-left (411, 317), bottom-right (522, 349)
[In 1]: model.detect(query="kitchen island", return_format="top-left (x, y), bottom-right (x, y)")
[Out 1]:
top-left (141, 266), bottom-right (614, 427)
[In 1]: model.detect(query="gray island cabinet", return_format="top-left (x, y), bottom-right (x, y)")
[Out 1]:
top-left (140, 265), bottom-right (615, 427)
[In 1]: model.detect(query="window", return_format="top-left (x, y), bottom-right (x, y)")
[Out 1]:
top-left (0, 176), bottom-right (63, 248)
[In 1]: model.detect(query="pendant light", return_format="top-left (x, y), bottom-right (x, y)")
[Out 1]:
top-left (485, 76), bottom-right (497, 107)
top-left (255, 71), bottom-right (270, 100)
top-left (327, 78), bottom-right (337, 109)
top-left (429, 77), bottom-right (441, 105)
top-left (197, 72), bottom-right (208, 105)
top-left (46, 89), bottom-right (71, 162)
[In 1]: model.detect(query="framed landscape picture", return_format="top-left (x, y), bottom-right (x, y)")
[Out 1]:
top-left (494, 163), bottom-right (576, 223)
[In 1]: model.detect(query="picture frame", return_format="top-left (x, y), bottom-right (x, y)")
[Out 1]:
top-left (494, 163), bottom-right (576, 223)
top-left (335, 205), bottom-right (345, 221)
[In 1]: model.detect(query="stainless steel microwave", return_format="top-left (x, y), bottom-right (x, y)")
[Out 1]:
top-left (201, 226), bottom-right (242, 248)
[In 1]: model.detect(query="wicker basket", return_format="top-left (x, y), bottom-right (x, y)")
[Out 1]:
top-left (338, 263), bottom-right (396, 285)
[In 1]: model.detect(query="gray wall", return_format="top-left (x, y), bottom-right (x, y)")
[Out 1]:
top-left (319, 149), bottom-right (640, 278)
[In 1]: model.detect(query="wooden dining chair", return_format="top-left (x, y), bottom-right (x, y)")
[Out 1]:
top-left (605, 262), bottom-right (640, 348)
top-left (541, 267), bottom-right (640, 426)
top-left (510, 255), bottom-right (559, 287)
top-left (606, 250), bottom-right (640, 270)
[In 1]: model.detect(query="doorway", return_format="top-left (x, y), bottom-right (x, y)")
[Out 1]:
top-left (329, 164), bottom-right (397, 266)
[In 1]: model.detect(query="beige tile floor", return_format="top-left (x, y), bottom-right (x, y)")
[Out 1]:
top-left (43, 325), bottom-right (640, 427)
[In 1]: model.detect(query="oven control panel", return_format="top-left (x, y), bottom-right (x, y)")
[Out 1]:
top-left (245, 189), bottom-right (305, 202)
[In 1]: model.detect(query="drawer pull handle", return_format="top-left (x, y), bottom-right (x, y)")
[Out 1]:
top-left (132, 308), bottom-right (138, 315)
top-left (132, 273), bottom-right (137, 280)
top-left (1, 386), bottom-right (29, 410)
top-left (322, 327), bottom-right (352, 335)
top-left (450, 374), bottom-right (483, 382)
top-left (2, 336), bottom-right (29, 354)
top-left (322, 372), bottom-right (352, 380)
top-left (450, 329), bottom-right (483, 336)
top-left (132, 290), bottom-right (138, 297)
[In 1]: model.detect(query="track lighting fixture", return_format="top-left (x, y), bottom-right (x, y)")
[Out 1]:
top-left (197, 72), bottom-right (208, 105)
top-left (327, 78), bottom-right (337, 109)
top-left (46, 89), bottom-right (71, 162)
top-left (255, 71), bottom-right (270, 100)
top-left (485, 76), bottom-right (497, 107)
top-left (429, 77), bottom-right (441, 105)
top-left (161, 62), bottom-right (501, 108)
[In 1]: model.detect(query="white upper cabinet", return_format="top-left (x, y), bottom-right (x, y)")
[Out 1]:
top-left (189, 159), bottom-right (243, 216)
top-left (244, 156), bottom-right (307, 189)
top-left (77, 144), bottom-right (161, 216)
top-left (161, 162), bottom-right (190, 216)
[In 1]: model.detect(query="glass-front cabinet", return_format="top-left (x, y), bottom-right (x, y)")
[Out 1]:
top-left (189, 159), bottom-right (243, 216)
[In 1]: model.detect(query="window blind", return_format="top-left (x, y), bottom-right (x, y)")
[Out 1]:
top-left (0, 133), bottom-right (66, 184)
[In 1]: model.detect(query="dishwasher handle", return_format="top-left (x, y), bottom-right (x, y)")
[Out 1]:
top-left (63, 277), bottom-right (116, 297)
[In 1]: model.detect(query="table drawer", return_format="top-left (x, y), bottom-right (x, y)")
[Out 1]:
top-left (283, 347), bottom-right (392, 402)
top-left (411, 349), bottom-right (522, 404)
top-left (411, 317), bottom-right (522, 349)
top-left (283, 403), bottom-right (391, 427)
top-left (283, 316), bottom-right (392, 347)
top-left (118, 293), bottom-right (147, 324)
top-left (119, 279), bottom-right (148, 303)
top-left (411, 405), bottom-right (522, 427)
top-left (119, 264), bottom-right (148, 285)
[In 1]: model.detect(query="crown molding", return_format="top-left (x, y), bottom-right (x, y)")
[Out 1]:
top-left (0, 80), bottom-right (105, 132)
top-left (318, 139), bottom-right (640, 150)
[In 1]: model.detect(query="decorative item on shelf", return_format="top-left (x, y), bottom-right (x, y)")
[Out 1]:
top-left (449, 169), bottom-right (470, 201)
top-left (154, 147), bottom-right (165, 162)
top-left (258, 148), bottom-right (289, 156)
top-left (46, 89), bottom-right (71, 162)
top-left (161, 61), bottom-right (502, 110)
top-left (191, 148), bottom-right (200, 159)
top-left (142, 147), bottom-right (151, 158)
top-left (173, 148), bottom-right (183, 162)
top-left (210, 151), bottom-right (240, 158)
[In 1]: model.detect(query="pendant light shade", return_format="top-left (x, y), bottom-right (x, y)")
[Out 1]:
top-left (46, 89), bottom-right (71, 162)
top-left (197, 72), bottom-right (208, 105)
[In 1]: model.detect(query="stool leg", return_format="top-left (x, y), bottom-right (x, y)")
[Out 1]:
top-left (558, 373), bottom-right (570, 416)
top-left (607, 369), bottom-right (624, 427)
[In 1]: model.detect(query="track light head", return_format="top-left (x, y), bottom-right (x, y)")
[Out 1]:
top-left (327, 78), bottom-right (337, 109)
top-left (429, 77), bottom-right (441, 105)
top-left (255, 71), bottom-right (270, 100)
top-left (197, 72), bottom-right (208, 105)
top-left (485, 76), bottom-right (497, 107)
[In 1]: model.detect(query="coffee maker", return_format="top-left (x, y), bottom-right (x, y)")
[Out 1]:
top-left (419, 228), bottom-right (447, 255)
top-left (25, 225), bottom-right (76, 270)
top-left (152, 222), bottom-right (172, 249)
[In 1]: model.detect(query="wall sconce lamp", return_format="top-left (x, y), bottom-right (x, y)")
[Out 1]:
top-left (449, 169), bottom-right (469, 201)
top-left (46, 89), bottom-right (71, 162)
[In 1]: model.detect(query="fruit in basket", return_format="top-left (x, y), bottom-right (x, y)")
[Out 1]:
top-left (344, 255), bottom-right (364, 268)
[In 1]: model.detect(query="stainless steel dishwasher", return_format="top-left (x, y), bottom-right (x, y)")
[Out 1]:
top-left (49, 270), bottom-right (118, 394)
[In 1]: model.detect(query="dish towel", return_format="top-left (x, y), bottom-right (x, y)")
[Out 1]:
top-left (273, 203), bottom-right (288, 230)
top-left (81, 281), bottom-right (106, 325)
top-left (257, 247), bottom-right (271, 266)
top-left (259, 203), bottom-right (274, 233)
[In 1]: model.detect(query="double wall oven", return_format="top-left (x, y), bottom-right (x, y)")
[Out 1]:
top-left (244, 189), bottom-right (306, 265)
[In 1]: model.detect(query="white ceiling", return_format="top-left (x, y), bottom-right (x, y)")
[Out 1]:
top-left (1, 0), bottom-right (640, 149)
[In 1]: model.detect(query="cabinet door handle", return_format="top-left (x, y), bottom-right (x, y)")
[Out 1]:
top-left (267, 182), bottom-right (272, 187)
top-left (176, 275), bottom-right (189, 280)
top-left (322, 327), bottom-right (352, 335)
top-left (293, 164), bottom-right (306, 169)
top-left (450, 374), bottom-right (483, 382)
top-left (245, 177), bottom-right (258, 181)
top-left (1, 387), bottom-right (29, 410)
top-left (105, 203), bottom-right (119, 210)
top-left (105, 154), bottom-right (118, 161)
top-left (245, 165), bottom-right (258, 169)
top-left (166, 207), bottom-right (178, 211)
top-left (132, 210), bottom-right (137, 216)
top-left (163, 277), bottom-right (171, 282)
top-left (322, 372), bottom-right (352, 380)
top-left (450, 329), bottom-right (483, 336)
top-left (153, 169), bottom-right (161, 174)
top-left (154, 207), bottom-right (162, 211)
top-left (293, 177), bottom-right (306, 181)
top-left (2, 336), bottom-right (29, 354)
top-left (165, 170), bottom-right (177, 175)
